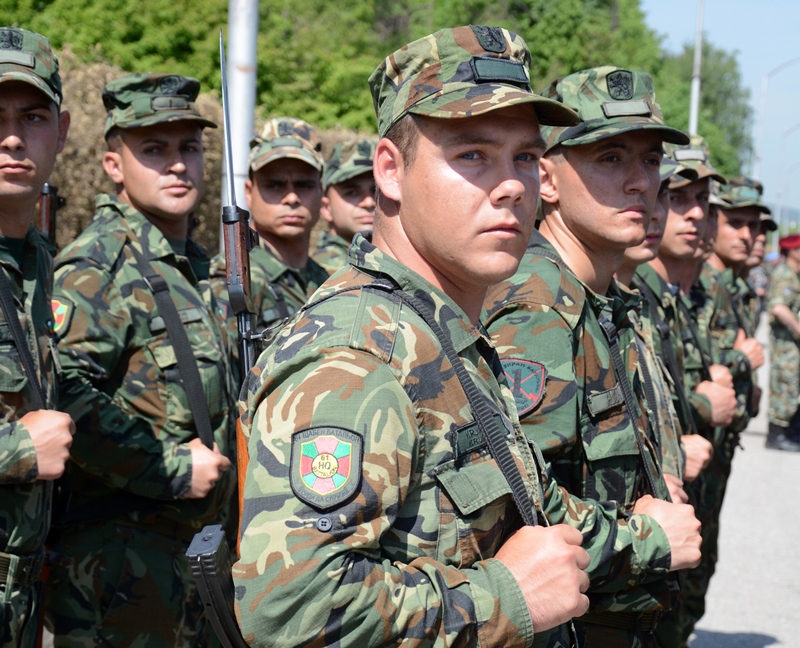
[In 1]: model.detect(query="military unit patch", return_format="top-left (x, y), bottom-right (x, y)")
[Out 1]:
top-left (607, 69), bottom-right (634, 100)
top-left (51, 298), bottom-right (73, 337)
top-left (0, 29), bottom-right (22, 50)
top-left (290, 427), bottom-right (362, 510)
top-left (501, 358), bottom-right (547, 418)
top-left (159, 75), bottom-right (181, 95)
top-left (471, 25), bottom-right (506, 53)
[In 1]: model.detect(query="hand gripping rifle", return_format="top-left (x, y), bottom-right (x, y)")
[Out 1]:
top-left (185, 31), bottom-right (254, 648)
top-left (38, 182), bottom-right (65, 247)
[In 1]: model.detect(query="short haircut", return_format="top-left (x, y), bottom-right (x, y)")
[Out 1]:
top-left (385, 114), bottom-right (420, 170)
top-left (105, 126), bottom-right (123, 152)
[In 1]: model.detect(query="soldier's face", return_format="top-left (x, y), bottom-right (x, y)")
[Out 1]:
top-left (0, 81), bottom-right (69, 224)
top-left (245, 159), bottom-right (322, 241)
top-left (714, 206), bottom-right (761, 267)
top-left (659, 178), bottom-right (710, 261)
top-left (105, 122), bottom-right (205, 227)
top-left (624, 177), bottom-right (670, 266)
top-left (321, 172), bottom-right (376, 242)
top-left (375, 104), bottom-right (545, 299)
top-left (540, 131), bottom-right (663, 253)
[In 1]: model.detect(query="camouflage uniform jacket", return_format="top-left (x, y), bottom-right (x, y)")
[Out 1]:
top-left (634, 264), bottom-right (710, 443)
top-left (311, 229), bottom-right (350, 275)
top-left (767, 261), bottom-right (800, 341)
top-left (700, 265), bottom-right (752, 432)
top-left (234, 234), bottom-right (670, 648)
top-left (621, 283), bottom-right (683, 480)
top-left (52, 195), bottom-right (235, 532)
top-left (484, 234), bottom-right (672, 616)
top-left (0, 227), bottom-right (57, 555)
top-left (211, 240), bottom-right (329, 343)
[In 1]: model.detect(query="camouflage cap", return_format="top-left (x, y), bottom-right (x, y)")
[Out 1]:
top-left (718, 176), bottom-right (771, 215)
top-left (660, 154), bottom-right (697, 184)
top-left (541, 66), bottom-right (689, 149)
top-left (249, 117), bottom-right (324, 173)
top-left (368, 25), bottom-right (579, 138)
top-left (665, 134), bottom-right (726, 188)
top-left (0, 27), bottom-right (62, 106)
top-left (323, 139), bottom-right (376, 191)
top-left (102, 73), bottom-right (217, 138)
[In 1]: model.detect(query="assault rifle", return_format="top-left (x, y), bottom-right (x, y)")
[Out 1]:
top-left (186, 31), bottom-right (255, 648)
top-left (38, 182), bottom-right (65, 246)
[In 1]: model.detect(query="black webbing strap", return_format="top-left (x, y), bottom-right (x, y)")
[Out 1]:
top-left (130, 247), bottom-right (215, 450)
top-left (267, 282), bottom-right (290, 319)
top-left (372, 281), bottom-right (539, 528)
top-left (598, 317), bottom-right (659, 496)
top-left (675, 298), bottom-right (713, 380)
top-left (637, 282), bottom-right (701, 438)
top-left (0, 269), bottom-right (47, 410)
top-left (633, 336), bottom-right (661, 455)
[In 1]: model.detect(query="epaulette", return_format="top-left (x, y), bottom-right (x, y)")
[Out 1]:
top-left (55, 206), bottom-right (128, 272)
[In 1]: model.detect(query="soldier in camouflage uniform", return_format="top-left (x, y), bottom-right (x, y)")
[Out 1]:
top-left (45, 73), bottom-right (235, 647)
top-left (766, 233), bottom-right (800, 451)
top-left (483, 67), bottom-right (702, 647)
top-left (312, 138), bottom-right (376, 274)
top-left (633, 136), bottom-right (734, 647)
top-left (233, 27), bottom-right (700, 648)
top-left (211, 117), bottom-right (329, 354)
top-left (0, 27), bottom-right (74, 648)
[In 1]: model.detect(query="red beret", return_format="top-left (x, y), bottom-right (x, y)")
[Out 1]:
top-left (779, 234), bottom-right (800, 251)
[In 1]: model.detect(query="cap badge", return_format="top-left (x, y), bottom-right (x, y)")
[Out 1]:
top-left (470, 25), bottom-right (506, 53)
top-left (607, 69), bottom-right (634, 100)
top-left (0, 29), bottom-right (22, 51)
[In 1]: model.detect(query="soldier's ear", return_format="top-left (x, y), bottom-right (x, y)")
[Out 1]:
top-left (539, 156), bottom-right (559, 207)
top-left (374, 138), bottom-right (402, 203)
top-left (243, 178), bottom-right (254, 211)
top-left (320, 195), bottom-right (333, 224)
top-left (56, 110), bottom-right (70, 155)
top-left (102, 150), bottom-right (124, 185)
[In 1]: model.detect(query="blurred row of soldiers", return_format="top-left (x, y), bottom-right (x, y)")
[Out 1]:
top-left (0, 22), bottom-right (795, 648)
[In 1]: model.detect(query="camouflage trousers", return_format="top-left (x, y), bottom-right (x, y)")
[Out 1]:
top-left (768, 336), bottom-right (800, 426)
top-left (654, 440), bottom-right (734, 647)
top-left (44, 521), bottom-right (213, 648)
top-left (0, 581), bottom-right (41, 648)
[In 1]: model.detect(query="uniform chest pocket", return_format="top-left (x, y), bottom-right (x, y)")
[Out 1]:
top-left (146, 326), bottom-right (228, 434)
top-left (580, 401), bottom-right (641, 506)
top-left (0, 329), bottom-right (27, 424)
top-left (433, 456), bottom-right (513, 568)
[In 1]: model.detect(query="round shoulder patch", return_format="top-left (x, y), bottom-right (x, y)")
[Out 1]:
top-left (501, 358), bottom-right (547, 418)
top-left (290, 427), bottom-right (363, 511)
top-left (51, 298), bottom-right (74, 337)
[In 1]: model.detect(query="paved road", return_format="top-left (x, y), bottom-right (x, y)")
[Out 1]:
top-left (690, 315), bottom-right (800, 647)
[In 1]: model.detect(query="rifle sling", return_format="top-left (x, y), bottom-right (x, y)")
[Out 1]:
top-left (676, 298), bottom-right (713, 380)
top-left (598, 317), bottom-right (660, 496)
top-left (637, 281), bottom-right (701, 438)
top-left (0, 269), bottom-right (46, 410)
top-left (369, 280), bottom-right (539, 528)
top-left (131, 247), bottom-right (215, 450)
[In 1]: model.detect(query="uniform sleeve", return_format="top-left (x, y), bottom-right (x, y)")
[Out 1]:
top-left (0, 420), bottom-right (37, 483)
top-left (234, 346), bottom-right (534, 648)
top-left (54, 259), bottom-right (192, 500)
top-left (488, 303), bottom-right (672, 592)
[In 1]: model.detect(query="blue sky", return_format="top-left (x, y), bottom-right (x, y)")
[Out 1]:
top-left (640, 0), bottom-right (800, 218)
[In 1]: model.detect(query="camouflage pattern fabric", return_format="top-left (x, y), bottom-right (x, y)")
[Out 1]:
top-left (210, 241), bottom-right (329, 378)
top-left (235, 234), bottom-right (672, 648)
top-left (102, 72), bottom-right (216, 137)
top-left (248, 117), bottom-right (323, 173)
top-left (45, 194), bottom-right (236, 646)
top-left (767, 261), bottom-right (800, 426)
top-left (540, 66), bottom-right (688, 149)
top-left (483, 234), bottom-right (674, 643)
top-left (0, 227), bottom-right (57, 648)
top-left (0, 27), bottom-right (62, 106)
top-left (664, 134), bottom-right (726, 188)
top-left (311, 229), bottom-right (350, 276)
top-left (621, 283), bottom-right (683, 480)
top-left (322, 138), bottom-right (375, 192)
top-left (368, 25), bottom-right (578, 138)
top-left (717, 176), bottom-right (771, 214)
